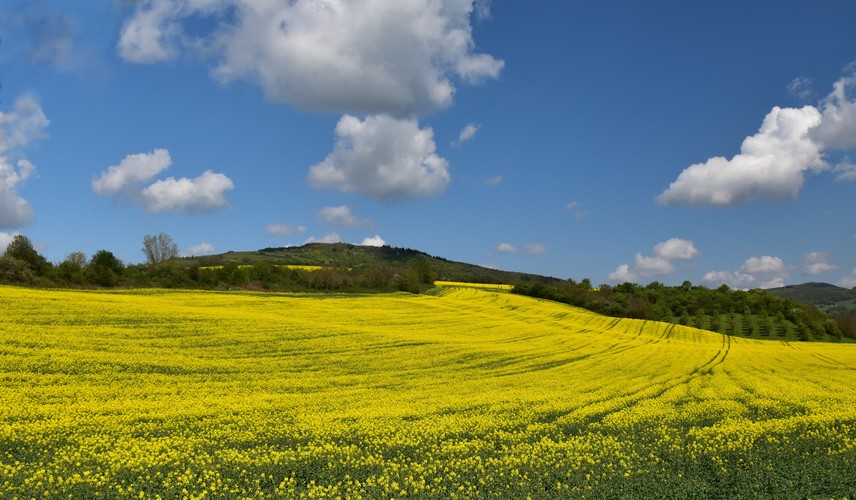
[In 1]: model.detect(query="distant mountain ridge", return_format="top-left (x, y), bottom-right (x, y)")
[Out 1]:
top-left (184, 242), bottom-right (561, 286)
top-left (767, 282), bottom-right (856, 317)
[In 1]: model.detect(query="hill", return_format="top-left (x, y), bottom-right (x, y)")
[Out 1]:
top-left (767, 282), bottom-right (856, 316)
top-left (180, 242), bottom-right (560, 286)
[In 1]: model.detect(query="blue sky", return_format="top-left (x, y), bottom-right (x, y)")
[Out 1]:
top-left (1, 1), bottom-right (856, 288)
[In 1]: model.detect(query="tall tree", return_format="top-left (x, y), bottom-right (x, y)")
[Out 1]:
top-left (2, 234), bottom-right (50, 274)
top-left (142, 233), bottom-right (179, 266)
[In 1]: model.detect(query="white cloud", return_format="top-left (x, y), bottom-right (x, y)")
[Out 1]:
top-left (182, 242), bottom-right (216, 257)
top-left (485, 175), bottom-right (503, 186)
top-left (833, 159), bottom-right (856, 181)
top-left (92, 149), bottom-right (234, 214)
top-left (740, 255), bottom-right (785, 274)
top-left (607, 264), bottom-right (637, 283)
top-left (702, 271), bottom-right (756, 289)
top-left (657, 106), bottom-right (825, 207)
top-left (454, 123), bottom-right (480, 146)
top-left (305, 232), bottom-right (342, 244)
top-left (315, 205), bottom-right (369, 228)
top-left (703, 255), bottom-right (788, 290)
top-left (91, 149), bottom-right (172, 196)
top-left (801, 252), bottom-right (837, 275)
top-left (140, 170), bottom-right (234, 213)
top-left (496, 242), bottom-right (516, 253)
top-left (659, 70), bottom-right (856, 207)
top-left (265, 224), bottom-right (306, 237)
top-left (633, 253), bottom-right (674, 276)
top-left (361, 235), bottom-right (386, 247)
top-left (607, 237), bottom-right (699, 283)
top-left (810, 71), bottom-right (856, 150)
top-left (0, 95), bottom-right (49, 229)
top-left (308, 114), bottom-right (450, 200)
top-left (653, 238), bottom-right (698, 260)
top-left (839, 269), bottom-right (856, 289)
top-left (119, 0), bottom-right (503, 117)
top-left (0, 232), bottom-right (21, 254)
top-left (523, 243), bottom-right (545, 256)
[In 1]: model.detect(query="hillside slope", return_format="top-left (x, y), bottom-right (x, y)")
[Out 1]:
top-left (181, 242), bottom-right (559, 285)
top-left (2, 284), bottom-right (855, 497)
top-left (768, 282), bottom-right (856, 316)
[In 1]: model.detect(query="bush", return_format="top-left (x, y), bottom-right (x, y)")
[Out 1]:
top-left (0, 256), bottom-right (36, 284)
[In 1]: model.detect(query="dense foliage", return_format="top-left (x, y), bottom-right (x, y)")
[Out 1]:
top-left (513, 279), bottom-right (852, 341)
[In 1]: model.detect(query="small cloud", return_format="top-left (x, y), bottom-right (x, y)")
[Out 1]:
top-left (140, 170), bottom-right (234, 213)
top-left (308, 115), bottom-right (450, 200)
top-left (839, 269), bottom-right (856, 289)
top-left (361, 235), bottom-right (386, 247)
top-left (0, 232), bottom-right (21, 253)
top-left (496, 242), bottom-right (517, 253)
top-left (703, 255), bottom-right (788, 290)
top-left (801, 252), bottom-right (837, 275)
top-left (523, 243), bottom-right (545, 256)
top-left (740, 256), bottom-right (785, 274)
top-left (607, 264), bottom-right (636, 283)
top-left (182, 242), bottom-right (216, 257)
top-left (654, 238), bottom-right (698, 260)
top-left (473, 0), bottom-right (492, 20)
top-left (608, 237), bottom-right (699, 283)
top-left (305, 232), bottom-right (342, 244)
top-left (315, 205), bottom-right (370, 228)
top-left (485, 175), bottom-right (503, 186)
top-left (453, 123), bottom-right (480, 147)
top-left (787, 76), bottom-right (815, 102)
top-left (567, 201), bottom-right (587, 220)
top-left (833, 158), bottom-right (856, 181)
top-left (265, 224), bottom-right (306, 237)
top-left (92, 149), bottom-right (234, 214)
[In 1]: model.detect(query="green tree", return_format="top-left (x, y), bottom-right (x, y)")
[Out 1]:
top-left (53, 252), bottom-right (87, 284)
top-left (3, 234), bottom-right (50, 275)
top-left (87, 250), bottom-right (124, 286)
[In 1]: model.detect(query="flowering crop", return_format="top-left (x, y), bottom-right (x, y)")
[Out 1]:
top-left (1, 284), bottom-right (854, 498)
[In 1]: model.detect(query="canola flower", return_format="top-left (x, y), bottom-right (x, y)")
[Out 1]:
top-left (0, 284), bottom-right (854, 498)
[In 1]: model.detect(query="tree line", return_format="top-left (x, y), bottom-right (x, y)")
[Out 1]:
top-left (513, 279), bottom-right (854, 341)
top-left (0, 234), bottom-right (437, 294)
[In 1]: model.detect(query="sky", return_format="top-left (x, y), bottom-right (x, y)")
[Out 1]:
top-left (1, 1), bottom-right (856, 289)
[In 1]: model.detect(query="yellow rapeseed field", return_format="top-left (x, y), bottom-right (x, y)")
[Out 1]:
top-left (0, 284), bottom-right (854, 498)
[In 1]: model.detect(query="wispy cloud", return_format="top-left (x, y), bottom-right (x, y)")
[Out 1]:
top-left (181, 242), bottom-right (216, 257)
top-left (567, 201), bottom-right (587, 220)
top-left (315, 205), bottom-right (371, 228)
top-left (304, 232), bottom-right (342, 244)
top-left (800, 252), bottom-right (837, 275)
top-left (265, 224), bottom-right (306, 237)
top-left (485, 175), bottom-right (503, 187)
top-left (453, 123), bottom-right (480, 147)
